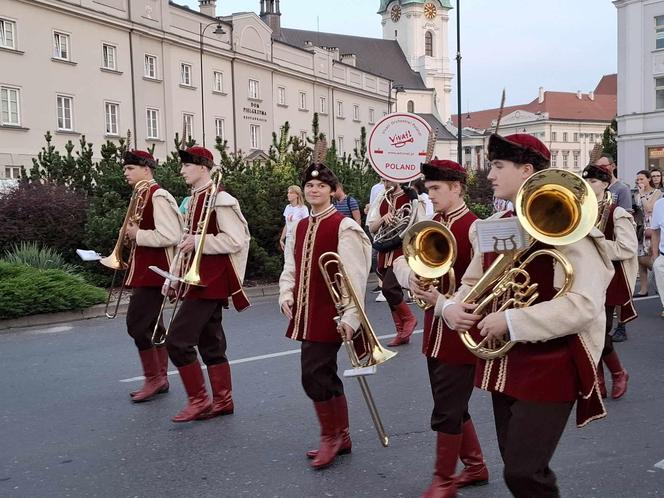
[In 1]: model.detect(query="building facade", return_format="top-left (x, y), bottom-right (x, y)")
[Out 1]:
top-left (615, 0), bottom-right (664, 181)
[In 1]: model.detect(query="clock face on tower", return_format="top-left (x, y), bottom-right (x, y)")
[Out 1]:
top-left (391, 4), bottom-right (401, 22)
top-left (424, 2), bottom-right (437, 20)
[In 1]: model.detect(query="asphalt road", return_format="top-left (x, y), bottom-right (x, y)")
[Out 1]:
top-left (1, 292), bottom-right (663, 498)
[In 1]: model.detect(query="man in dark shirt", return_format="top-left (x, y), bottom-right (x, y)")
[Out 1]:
top-left (333, 183), bottom-right (362, 224)
top-left (595, 154), bottom-right (633, 213)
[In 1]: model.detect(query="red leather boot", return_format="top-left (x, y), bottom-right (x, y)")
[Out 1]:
top-left (198, 362), bottom-right (234, 419)
top-left (420, 432), bottom-right (463, 498)
top-left (604, 351), bottom-right (628, 399)
top-left (171, 361), bottom-right (212, 422)
top-left (388, 302), bottom-right (417, 346)
top-left (454, 420), bottom-right (489, 488)
top-left (597, 363), bottom-right (607, 399)
top-left (307, 395), bottom-right (352, 459)
top-left (310, 398), bottom-right (343, 470)
top-left (131, 348), bottom-right (169, 402)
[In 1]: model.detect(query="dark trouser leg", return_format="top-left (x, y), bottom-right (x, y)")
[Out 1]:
top-left (379, 266), bottom-right (404, 310)
top-left (427, 357), bottom-right (474, 434)
top-left (126, 287), bottom-right (164, 351)
top-left (300, 341), bottom-right (343, 402)
top-left (167, 299), bottom-right (221, 367)
top-left (602, 305), bottom-right (614, 357)
top-left (197, 302), bottom-right (228, 366)
top-left (492, 392), bottom-right (573, 498)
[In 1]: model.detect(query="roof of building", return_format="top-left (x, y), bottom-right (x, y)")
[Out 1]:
top-left (378, 0), bottom-right (453, 14)
top-left (417, 114), bottom-right (457, 141)
top-left (280, 28), bottom-right (427, 90)
top-left (594, 74), bottom-right (617, 95)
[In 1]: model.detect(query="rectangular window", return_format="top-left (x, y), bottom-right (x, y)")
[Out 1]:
top-left (0, 18), bottom-right (16, 49)
top-left (562, 132), bottom-right (568, 142)
top-left (56, 95), bottom-right (73, 130)
top-left (183, 113), bottom-right (194, 139)
top-left (369, 107), bottom-right (375, 124)
top-left (551, 131), bottom-right (557, 141)
top-left (250, 124), bottom-right (260, 149)
top-left (337, 136), bottom-right (344, 155)
top-left (319, 96), bottom-right (327, 114)
top-left (299, 91), bottom-right (307, 110)
top-left (5, 166), bottom-right (21, 179)
top-left (353, 104), bottom-right (360, 121)
top-left (573, 151), bottom-right (580, 169)
top-left (53, 31), bottom-right (70, 60)
top-left (551, 150), bottom-right (557, 168)
top-left (104, 102), bottom-right (119, 135)
top-left (146, 108), bottom-right (159, 139)
top-left (181, 63), bottom-right (192, 86)
top-left (249, 79), bottom-right (260, 99)
top-left (144, 54), bottom-right (157, 79)
top-left (277, 86), bottom-right (286, 105)
top-left (656, 16), bottom-right (664, 50)
top-left (1, 86), bottom-right (20, 126)
top-left (215, 118), bottom-right (225, 140)
top-left (562, 151), bottom-right (569, 169)
top-left (573, 132), bottom-right (578, 142)
top-left (102, 43), bottom-right (117, 70)
top-left (657, 77), bottom-right (664, 110)
top-left (300, 130), bottom-right (307, 142)
top-left (213, 71), bottom-right (224, 92)
top-left (337, 100), bottom-right (344, 118)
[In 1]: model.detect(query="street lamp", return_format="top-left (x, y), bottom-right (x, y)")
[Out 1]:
top-left (200, 19), bottom-right (226, 147)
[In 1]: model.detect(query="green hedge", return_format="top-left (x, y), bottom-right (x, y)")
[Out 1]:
top-left (0, 261), bottom-right (106, 319)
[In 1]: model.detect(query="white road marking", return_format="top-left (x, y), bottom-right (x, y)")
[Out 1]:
top-left (654, 459), bottom-right (664, 470)
top-left (633, 295), bottom-right (659, 301)
top-left (31, 325), bottom-right (73, 335)
top-left (119, 328), bottom-right (424, 383)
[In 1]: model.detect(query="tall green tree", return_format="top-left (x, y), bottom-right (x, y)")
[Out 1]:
top-left (601, 118), bottom-right (617, 160)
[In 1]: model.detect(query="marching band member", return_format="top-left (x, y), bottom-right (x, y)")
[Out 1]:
top-left (166, 146), bottom-right (251, 423)
top-left (442, 134), bottom-right (613, 497)
top-left (367, 181), bottom-right (423, 346)
top-left (582, 162), bottom-right (637, 399)
top-left (122, 150), bottom-right (182, 403)
top-left (279, 159), bottom-right (371, 470)
top-left (393, 160), bottom-right (488, 497)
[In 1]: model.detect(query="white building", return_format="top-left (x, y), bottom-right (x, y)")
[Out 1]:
top-left (0, 0), bottom-right (458, 178)
top-left (615, 0), bottom-right (664, 180)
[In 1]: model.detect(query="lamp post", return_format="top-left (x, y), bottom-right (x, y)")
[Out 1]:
top-left (200, 19), bottom-right (226, 147)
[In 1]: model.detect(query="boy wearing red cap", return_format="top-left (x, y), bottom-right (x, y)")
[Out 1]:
top-left (279, 160), bottom-right (371, 470)
top-left (121, 150), bottom-right (182, 403)
top-left (166, 146), bottom-right (251, 423)
top-left (392, 160), bottom-right (488, 497)
top-left (443, 134), bottom-right (613, 497)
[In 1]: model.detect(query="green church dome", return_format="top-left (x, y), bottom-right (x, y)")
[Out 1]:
top-left (378, 0), bottom-right (453, 15)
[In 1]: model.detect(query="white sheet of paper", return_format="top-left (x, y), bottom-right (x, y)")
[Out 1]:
top-left (343, 365), bottom-right (377, 378)
top-left (475, 217), bottom-right (528, 254)
top-left (148, 265), bottom-right (179, 282)
top-left (76, 249), bottom-right (102, 261)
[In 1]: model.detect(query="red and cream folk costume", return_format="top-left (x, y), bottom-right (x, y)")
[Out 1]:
top-left (393, 160), bottom-right (488, 498)
top-left (443, 134), bottom-right (614, 498)
top-left (279, 162), bottom-right (371, 470)
top-left (582, 163), bottom-right (638, 400)
top-left (121, 150), bottom-right (182, 404)
top-left (166, 146), bottom-right (251, 423)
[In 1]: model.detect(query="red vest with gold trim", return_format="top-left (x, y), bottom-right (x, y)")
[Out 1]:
top-left (377, 191), bottom-right (409, 270)
top-left (423, 208), bottom-right (478, 365)
top-left (126, 183), bottom-right (171, 288)
top-left (287, 208), bottom-right (345, 343)
top-left (603, 204), bottom-right (637, 323)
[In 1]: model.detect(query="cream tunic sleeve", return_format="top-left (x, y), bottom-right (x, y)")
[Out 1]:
top-left (337, 218), bottom-right (372, 331)
top-left (135, 189), bottom-right (183, 248)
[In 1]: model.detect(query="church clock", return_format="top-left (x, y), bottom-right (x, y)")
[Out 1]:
top-left (424, 2), bottom-right (437, 20)
top-left (391, 4), bottom-right (401, 22)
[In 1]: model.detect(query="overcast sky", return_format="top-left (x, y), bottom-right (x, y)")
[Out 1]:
top-left (179, 0), bottom-right (617, 112)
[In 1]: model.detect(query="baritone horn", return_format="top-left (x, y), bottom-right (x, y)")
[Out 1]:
top-left (402, 220), bottom-right (457, 310)
top-left (100, 179), bottom-right (151, 319)
top-left (457, 169), bottom-right (597, 360)
top-left (318, 251), bottom-right (396, 447)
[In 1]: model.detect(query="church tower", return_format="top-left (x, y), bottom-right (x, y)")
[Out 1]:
top-left (379, 0), bottom-right (454, 121)
top-left (260, 0), bottom-right (282, 38)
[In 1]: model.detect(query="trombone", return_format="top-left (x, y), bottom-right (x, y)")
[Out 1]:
top-left (99, 179), bottom-right (151, 319)
top-left (318, 251), bottom-right (396, 447)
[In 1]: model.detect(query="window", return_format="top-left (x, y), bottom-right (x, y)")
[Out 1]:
top-left (656, 16), bottom-right (664, 50)
top-left (551, 131), bottom-right (557, 141)
top-left (573, 151), bottom-right (580, 169)
top-left (53, 31), bottom-right (70, 60)
top-left (573, 132), bottom-right (578, 142)
top-left (337, 136), bottom-right (344, 155)
top-left (562, 132), bottom-right (568, 142)
top-left (0, 18), bottom-right (16, 49)
top-left (369, 108), bottom-right (375, 124)
top-left (144, 54), bottom-right (157, 79)
top-left (353, 104), bottom-right (360, 121)
top-left (300, 130), bottom-right (307, 142)
top-left (146, 108), bottom-right (159, 139)
top-left (5, 166), bottom-right (21, 179)
top-left (407, 100), bottom-right (414, 113)
top-left (551, 150), bottom-right (558, 168)
top-left (102, 44), bottom-right (117, 70)
top-left (56, 95), bottom-right (73, 130)
top-left (562, 151), bottom-right (569, 169)
top-left (425, 31), bottom-right (433, 57)
top-left (181, 63), bottom-right (192, 86)
top-left (183, 113), bottom-right (194, 140)
top-left (337, 100), bottom-right (344, 118)
top-left (319, 96), bottom-right (327, 114)
top-left (657, 77), bottom-right (664, 110)
top-left (1, 86), bottom-right (20, 126)
top-left (277, 86), bottom-right (286, 105)
top-left (299, 91), bottom-right (307, 110)
top-left (215, 118), bottom-right (225, 140)
top-left (249, 79), bottom-right (260, 99)
top-left (250, 124), bottom-right (260, 149)
top-left (214, 71), bottom-right (224, 92)
top-left (104, 102), bottom-right (119, 135)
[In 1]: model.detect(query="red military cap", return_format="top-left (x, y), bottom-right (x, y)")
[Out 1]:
top-left (123, 149), bottom-right (157, 169)
top-left (582, 163), bottom-right (612, 183)
top-left (488, 133), bottom-right (551, 170)
top-left (178, 146), bottom-right (215, 168)
top-left (421, 159), bottom-right (467, 183)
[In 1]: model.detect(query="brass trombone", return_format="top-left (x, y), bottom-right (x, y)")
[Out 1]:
top-left (100, 179), bottom-right (151, 319)
top-left (318, 251), bottom-right (396, 447)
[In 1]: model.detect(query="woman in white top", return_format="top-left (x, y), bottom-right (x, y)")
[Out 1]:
top-left (280, 185), bottom-right (309, 251)
top-left (635, 169), bottom-right (663, 296)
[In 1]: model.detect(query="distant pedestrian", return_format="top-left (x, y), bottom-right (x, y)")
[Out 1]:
top-left (280, 185), bottom-right (309, 252)
top-left (333, 183), bottom-right (362, 224)
top-left (595, 154), bottom-right (633, 213)
top-left (634, 170), bottom-right (662, 297)
top-left (650, 197), bottom-right (664, 318)
top-left (650, 167), bottom-right (664, 193)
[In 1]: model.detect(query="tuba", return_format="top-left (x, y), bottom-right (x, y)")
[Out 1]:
top-left (402, 220), bottom-right (457, 310)
top-left (457, 169), bottom-right (597, 360)
top-left (100, 179), bottom-right (152, 319)
top-left (318, 251), bottom-right (396, 447)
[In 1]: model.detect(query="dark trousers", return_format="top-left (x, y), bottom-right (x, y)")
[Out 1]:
top-left (377, 266), bottom-right (404, 310)
top-left (300, 341), bottom-right (344, 402)
top-left (166, 299), bottom-right (228, 368)
top-left (427, 357), bottom-right (474, 434)
top-left (126, 287), bottom-right (164, 351)
top-left (492, 392), bottom-right (573, 498)
top-left (602, 305), bottom-right (614, 356)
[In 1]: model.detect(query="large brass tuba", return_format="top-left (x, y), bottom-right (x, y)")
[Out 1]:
top-left (318, 251), bottom-right (396, 447)
top-left (402, 220), bottom-right (457, 310)
top-left (100, 179), bottom-right (152, 319)
top-left (457, 169), bottom-right (597, 360)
